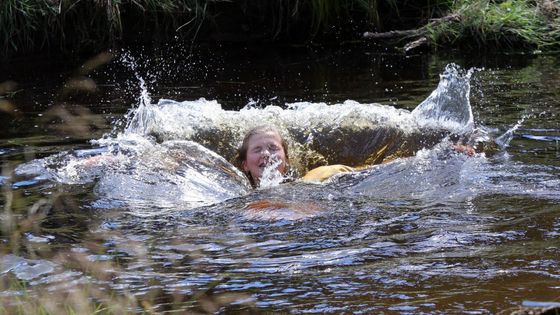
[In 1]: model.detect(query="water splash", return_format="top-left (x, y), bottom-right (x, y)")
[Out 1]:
top-left (112, 63), bottom-right (478, 173)
top-left (257, 157), bottom-right (286, 189)
top-left (412, 63), bottom-right (476, 134)
top-left (117, 51), bottom-right (153, 136)
top-left (495, 115), bottom-right (529, 148)
top-left (15, 62), bottom-right (484, 213)
top-left (92, 140), bottom-right (251, 213)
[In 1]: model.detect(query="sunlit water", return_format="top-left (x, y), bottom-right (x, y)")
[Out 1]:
top-left (1, 46), bottom-right (559, 313)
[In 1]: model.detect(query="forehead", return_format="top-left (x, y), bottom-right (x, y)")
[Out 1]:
top-left (247, 130), bottom-right (283, 146)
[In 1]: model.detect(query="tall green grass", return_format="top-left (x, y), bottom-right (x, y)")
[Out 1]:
top-left (0, 0), bottom-right (205, 57)
top-left (1, 0), bottom-right (404, 57)
top-left (2, 0), bottom-right (557, 57)
top-left (426, 0), bottom-right (560, 50)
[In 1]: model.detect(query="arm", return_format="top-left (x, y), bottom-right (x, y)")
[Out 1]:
top-left (81, 154), bottom-right (116, 166)
top-left (453, 143), bottom-right (476, 156)
top-left (302, 164), bottom-right (354, 182)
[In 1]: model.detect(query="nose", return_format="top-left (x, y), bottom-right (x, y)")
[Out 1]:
top-left (260, 148), bottom-right (271, 157)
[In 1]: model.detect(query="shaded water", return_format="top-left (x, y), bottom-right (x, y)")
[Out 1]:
top-left (1, 45), bottom-right (560, 313)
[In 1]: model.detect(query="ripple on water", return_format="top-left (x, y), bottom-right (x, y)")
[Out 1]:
top-left (0, 255), bottom-right (56, 281)
top-left (3, 55), bottom-right (560, 314)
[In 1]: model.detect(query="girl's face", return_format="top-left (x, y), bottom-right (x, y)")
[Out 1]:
top-left (242, 130), bottom-right (287, 183)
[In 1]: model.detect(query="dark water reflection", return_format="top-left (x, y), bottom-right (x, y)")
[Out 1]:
top-left (1, 46), bottom-right (560, 313)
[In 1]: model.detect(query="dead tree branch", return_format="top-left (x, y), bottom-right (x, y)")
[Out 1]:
top-left (363, 14), bottom-right (461, 52)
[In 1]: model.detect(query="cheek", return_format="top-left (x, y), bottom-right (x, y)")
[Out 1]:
top-left (244, 153), bottom-right (259, 169)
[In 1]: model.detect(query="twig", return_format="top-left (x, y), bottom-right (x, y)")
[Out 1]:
top-left (362, 14), bottom-right (461, 51)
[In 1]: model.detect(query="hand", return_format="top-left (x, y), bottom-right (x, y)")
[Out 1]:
top-left (453, 144), bottom-right (475, 156)
top-left (302, 164), bottom-right (354, 182)
top-left (82, 154), bottom-right (115, 166)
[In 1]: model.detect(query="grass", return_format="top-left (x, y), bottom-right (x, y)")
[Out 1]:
top-left (0, 54), bottom-right (255, 314)
top-left (1, 0), bottom-right (558, 57)
top-left (0, 0), bottom-right (205, 58)
top-left (0, 181), bottom-right (253, 314)
top-left (0, 156), bottom-right (250, 314)
top-left (426, 0), bottom-right (560, 51)
top-left (0, 0), bottom-right (407, 58)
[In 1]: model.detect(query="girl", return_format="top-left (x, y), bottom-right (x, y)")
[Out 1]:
top-left (236, 125), bottom-right (290, 187)
top-left (236, 125), bottom-right (353, 187)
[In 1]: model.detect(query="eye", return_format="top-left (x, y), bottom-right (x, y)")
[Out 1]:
top-left (268, 144), bottom-right (280, 151)
top-left (251, 146), bottom-right (262, 153)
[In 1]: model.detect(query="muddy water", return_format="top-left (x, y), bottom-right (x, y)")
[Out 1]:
top-left (1, 45), bottom-right (559, 313)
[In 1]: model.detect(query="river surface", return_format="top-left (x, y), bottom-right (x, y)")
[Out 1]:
top-left (1, 45), bottom-right (559, 314)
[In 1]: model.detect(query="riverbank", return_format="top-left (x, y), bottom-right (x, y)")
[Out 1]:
top-left (1, 0), bottom-right (559, 59)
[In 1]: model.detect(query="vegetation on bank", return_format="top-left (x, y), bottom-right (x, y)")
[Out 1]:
top-left (426, 0), bottom-right (560, 51)
top-left (0, 0), bottom-right (205, 57)
top-left (0, 0), bottom-right (559, 58)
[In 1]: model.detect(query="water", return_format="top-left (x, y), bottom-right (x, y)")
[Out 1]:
top-left (1, 45), bottom-right (559, 313)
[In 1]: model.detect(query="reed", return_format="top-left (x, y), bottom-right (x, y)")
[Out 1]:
top-left (0, 54), bottom-right (254, 314)
top-left (426, 0), bottom-right (560, 50)
top-left (1, 0), bottom-right (403, 57)
top-left (0, 0), bottom-right (205, 58)
top-left (0, 174), bottom-right (253, 314)
top-left (3, 1), bottom-right (557, 60)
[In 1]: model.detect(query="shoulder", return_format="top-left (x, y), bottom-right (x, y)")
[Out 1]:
top-left (302, 164), bottom-right (354, 182)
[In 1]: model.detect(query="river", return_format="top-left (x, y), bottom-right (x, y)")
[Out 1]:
top-left (1, 44), bottom-right (559, 314)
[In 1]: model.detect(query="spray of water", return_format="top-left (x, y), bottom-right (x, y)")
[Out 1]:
top-left (412, 63), bottom-right (477, 134)
top-left (116, 51), bottom-right (154, 135)
top-left (257, 156), bottom-right (286, 189)
top-left (495, 115), bottom-right (529, 148)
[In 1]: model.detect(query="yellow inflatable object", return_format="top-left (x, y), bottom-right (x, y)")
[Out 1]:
top-left (302, 164), bottom-right (354, 182)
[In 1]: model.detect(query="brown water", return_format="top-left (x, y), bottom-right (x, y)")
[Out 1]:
top-left (1, 45), bottom-right (559, 314)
